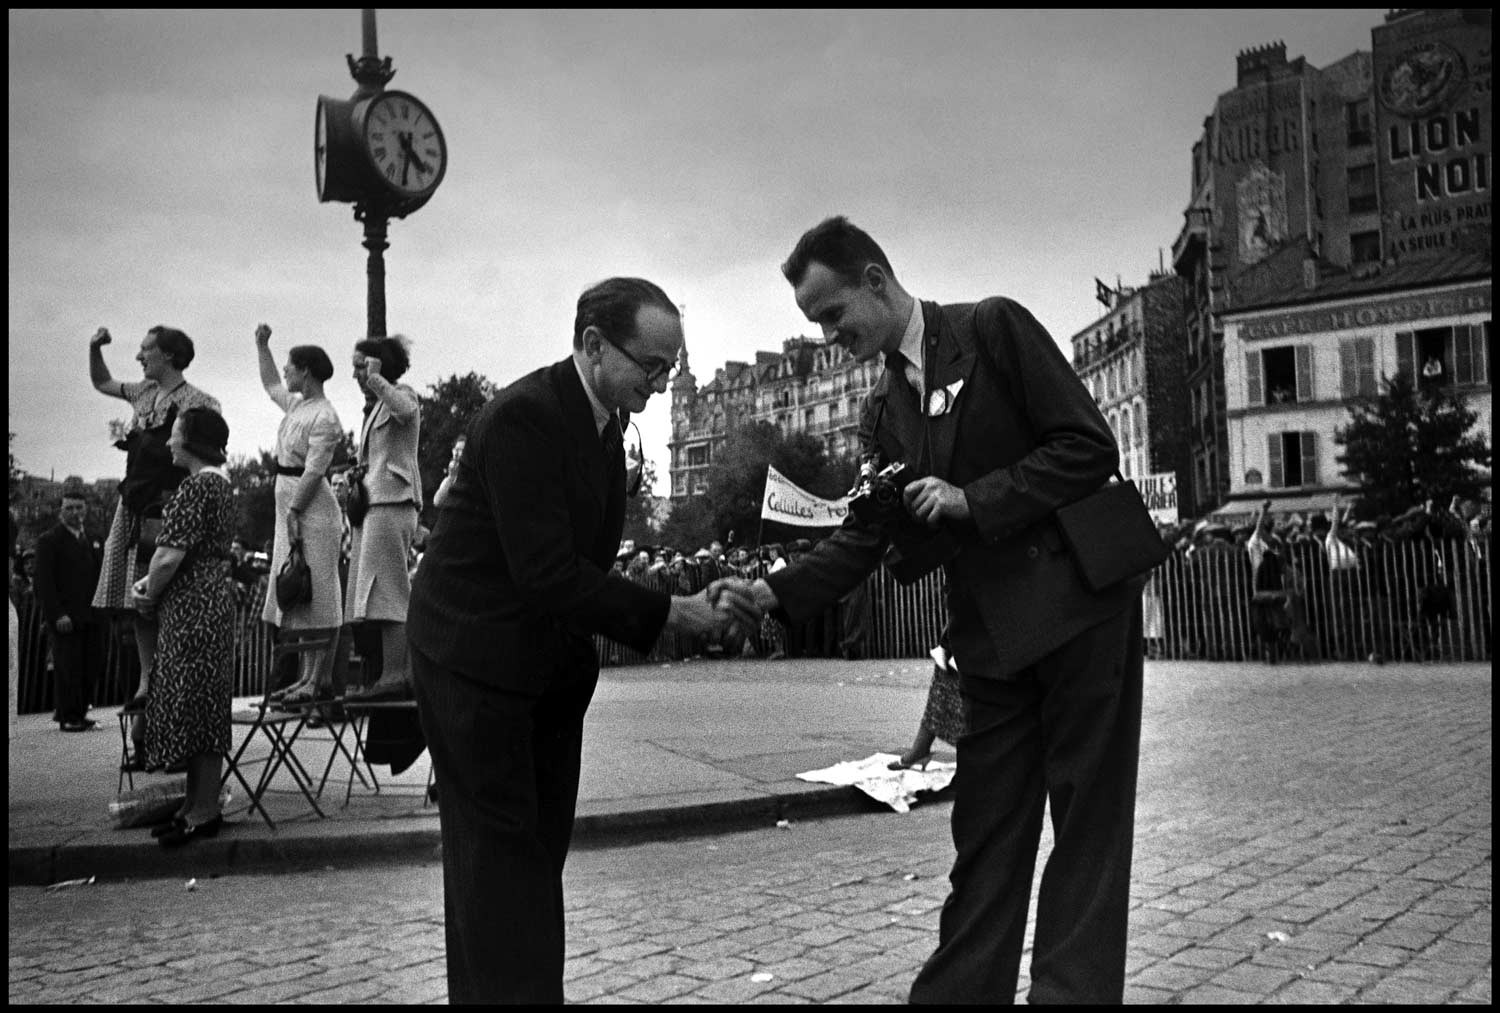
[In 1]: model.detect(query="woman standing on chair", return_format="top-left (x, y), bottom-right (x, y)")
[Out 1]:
top-left (254, 324), bottom-right (344, 705)
top-left (130, 408), bottom-right (236, 846)
top-left (88, 325), bottom-right (219, 764)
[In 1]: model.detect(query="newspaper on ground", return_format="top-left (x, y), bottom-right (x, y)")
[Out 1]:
top-left (796, 752), bottom-right (956, 813)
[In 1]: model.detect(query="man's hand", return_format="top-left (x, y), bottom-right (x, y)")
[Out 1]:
top-left (710, 576), bottom-right (779, 622)
top-left (707, 577), bottom-right (774, 633)
top-left (55, 614), bottom-right (74, 635)
top-left (667, 590), bottom-right (736, 639)
top-left (361, 351), bottom-right (384, 384)
top-left (255, 322), bottom-right (272, 346)
top-left (903, 476), bottom-right (971, 528)
top-left (90, 327), bottom-right (111, 350)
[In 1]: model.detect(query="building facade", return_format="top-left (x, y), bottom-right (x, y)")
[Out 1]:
top-left (1171, 9), bottom-right (1490, 517)
top-left (1069, 273), bottom-right (1191, 497)
top-left (668, 339), bottom-right (881, 501)
top-left (1221, 249), bottom-right (1491, 517)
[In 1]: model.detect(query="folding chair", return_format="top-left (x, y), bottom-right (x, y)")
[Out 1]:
top-left (337, 698), bottom-right (432, 807)
top-left (221, 629), bottom-right (335, 830)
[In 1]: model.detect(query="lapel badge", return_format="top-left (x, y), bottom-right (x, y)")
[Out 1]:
top-left (925, 378), bottom-right (964, 418)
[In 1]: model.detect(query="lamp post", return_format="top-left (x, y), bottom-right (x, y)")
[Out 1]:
top-left (315, 9), bottom-right (448, 340)
top-left (350, 11), bottom-right (395, 339)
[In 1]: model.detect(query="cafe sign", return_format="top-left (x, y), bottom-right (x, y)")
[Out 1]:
top-left (1236, 285), bottom-right (1491, 342)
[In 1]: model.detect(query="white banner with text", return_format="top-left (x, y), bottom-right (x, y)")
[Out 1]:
top-left (1137, 471), bottom-right (1179, 525)
top-left (760, 464), bottom-right (850, 528)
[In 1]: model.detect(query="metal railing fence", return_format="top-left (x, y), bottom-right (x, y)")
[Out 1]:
top-left (13, 535), bottom-right (1489, 712)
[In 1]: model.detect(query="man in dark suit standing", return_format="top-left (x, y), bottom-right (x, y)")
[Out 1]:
top-left (407, 277), bottom-right (749, 1004)
top-left (722, 218), bottom-right (1145, 1003)
top-left (35, 491), bottom-right (104, 732)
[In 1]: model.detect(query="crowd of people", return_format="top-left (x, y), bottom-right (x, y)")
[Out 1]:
top-left (1146, 493), bottom-right (1491, 664)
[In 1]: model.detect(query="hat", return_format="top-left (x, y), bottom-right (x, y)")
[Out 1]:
top-left (694, 548), bottom-right (713, 560)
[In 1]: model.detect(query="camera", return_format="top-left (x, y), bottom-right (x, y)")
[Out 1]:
top-left (847, 458), bottom-right (960, 584)
top-left (848, 460), bottom-right (913, 526)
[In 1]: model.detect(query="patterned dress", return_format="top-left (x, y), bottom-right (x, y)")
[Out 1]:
top-left (261, 388), bottom-right (344, 630)
top-left (921, 663), bottom-right (969, 746)
top-left (144, 470), bottom-right (236, 769)
top-left (92, 379), bottom-right (220, 611)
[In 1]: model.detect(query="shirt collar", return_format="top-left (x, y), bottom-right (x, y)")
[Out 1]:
top-left (883, 296), bottom-right (926, 385)
top-left (572, 355), bottom-right (614, 437)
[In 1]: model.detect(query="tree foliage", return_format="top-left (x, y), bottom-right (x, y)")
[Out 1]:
top-left (658, 422), bottom-right (859, 551)
top-left (227, 449), bottom-right (278, 551)
top-left (417, 372), bottom-right (496, 522)
top-left (1334, 372), bottom-right (1491, 520)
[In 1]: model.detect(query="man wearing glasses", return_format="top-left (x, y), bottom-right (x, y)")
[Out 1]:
top-left (407, 276), bottom-right (753, 1004)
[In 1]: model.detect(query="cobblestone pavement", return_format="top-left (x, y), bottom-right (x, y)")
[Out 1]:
top-left (9, 662), bottom-right (1491, 1004)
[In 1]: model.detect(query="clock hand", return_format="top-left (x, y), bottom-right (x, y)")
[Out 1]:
top-left (399, 132), bottom-right (433, 175)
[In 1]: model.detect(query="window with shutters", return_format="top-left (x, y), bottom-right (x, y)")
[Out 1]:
top-left (1397, 326), bottom-right (1465, 389)
top-left (1267, 431), bottom-right (1318, 488)
top-left (1254, 345), bottom-right (1312, 404)
top-left (1339, 337), bottom-right (1376, 398)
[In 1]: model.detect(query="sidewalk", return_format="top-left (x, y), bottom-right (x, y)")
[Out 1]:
top-left (9, 656), bottom-right (949, 886)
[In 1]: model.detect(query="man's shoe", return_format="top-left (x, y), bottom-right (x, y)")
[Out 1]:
top-left (60, 721), bottom-right (90, 733)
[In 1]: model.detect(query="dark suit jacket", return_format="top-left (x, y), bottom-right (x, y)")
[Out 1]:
top-left (765, 298), bottom-right (1139, 679)
top-left (408, 358), bottom-right (670, 692)
top-left (34, 523), bottom-right (102, 628)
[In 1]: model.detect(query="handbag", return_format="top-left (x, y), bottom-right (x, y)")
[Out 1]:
top-left (1054, 471), bottom-right (1171, 592)
top-left (345, 465), bottom-right (371, 527)
top-left (275, 538), bottom-right (314, 611)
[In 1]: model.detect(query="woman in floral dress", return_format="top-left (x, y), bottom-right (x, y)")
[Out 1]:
top-left (131, 408), bottom-right (236, 846)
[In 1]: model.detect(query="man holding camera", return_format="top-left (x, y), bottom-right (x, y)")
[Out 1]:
top-left (718, 217), bottom-right (1145, 1003)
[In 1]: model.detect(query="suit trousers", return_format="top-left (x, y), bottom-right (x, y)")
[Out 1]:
top-left (411, 644), bottom-right (598, 1005)
top-left (909, 599), bottom-right (1143, 1004)
top-left (48, 624), bottom-right (104, 725)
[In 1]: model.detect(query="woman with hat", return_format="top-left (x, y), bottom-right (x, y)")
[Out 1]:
top-left (129, 407), bottom-right (237, 846)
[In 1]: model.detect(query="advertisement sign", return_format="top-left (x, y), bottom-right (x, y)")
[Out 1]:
top-left (1374, 10), bottom-right (1492, 260)
top-left (1137, 472), bottom-right (1179, 526)
top-left (760, 465), bottom-right (849, 528)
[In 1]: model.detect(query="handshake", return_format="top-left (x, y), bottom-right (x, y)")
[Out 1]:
top-left (665, 577), bottom-right (780, 641)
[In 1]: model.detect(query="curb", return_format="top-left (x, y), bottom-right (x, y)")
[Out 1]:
top-left (9, 785), bottom-right (950, 887)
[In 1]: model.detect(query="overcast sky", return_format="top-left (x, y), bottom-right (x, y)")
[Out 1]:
top-left (8, 9), bottom-right (1387, 494)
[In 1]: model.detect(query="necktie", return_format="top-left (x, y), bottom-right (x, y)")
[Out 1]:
top-left (602, 417), bottom-right (623, 460)
top-left (887, 351), bottom-right (923, 398)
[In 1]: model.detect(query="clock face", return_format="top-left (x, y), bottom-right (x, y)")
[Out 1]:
top-left (362, 91), bottom-right (447, 198)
